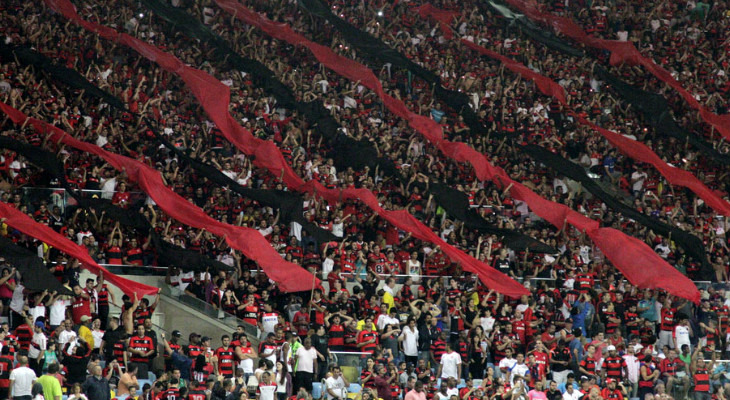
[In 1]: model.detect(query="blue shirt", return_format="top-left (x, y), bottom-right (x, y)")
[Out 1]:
top-left (431, 109), bottom-right (445, 123)
top-left (569, 338), bottom-right (584, 363)
top-left (603, 156), bottom-right (616, 172)
top-left (638, 299), bottom-right (658, 322)
top-left (572, 301), bottom-right (590, 335)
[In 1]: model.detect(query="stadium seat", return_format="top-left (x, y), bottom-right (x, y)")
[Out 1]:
top-left (341, 366), bottom-right (359, 384)
top-left (312, 382), bottom-right (323, 399)
top-left (348, 383), bottom-right (362, 394)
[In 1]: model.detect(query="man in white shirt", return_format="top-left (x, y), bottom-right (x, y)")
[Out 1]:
top-left (47, 295), bottom-right (70, 330)
top-left (674, 316), bottom-right (692, 352)
top-left (510, 353), bottom-right (530, 385)
top-left (28, 321), bottom-right (47, 375)
top-left (9, 355), bottom-right (37, 400)
top-left (436, 343), bottom-right (462, 380)
top-left (377, 309), bottom-right (400, 332)
top-left (631, 167), bottom-right (648, 195)
top-left (622, 345), bottom-right (641, 398)
top-left (562, 384), bottom-right (582, 400)
top-left (294, 338), bottom-right (318, 392)
top-left (325, 365), bottom-right (349, 400)
top-left (399, 318), bottom-right (420, 365)
top-left (57, 319), bottom-right (77, 350)
top-left (498, 348), bottom-right (518, 377)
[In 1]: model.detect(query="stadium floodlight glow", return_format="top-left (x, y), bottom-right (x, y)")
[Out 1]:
top-left (377, 10), bottom-right (384, 17)
top-left (139, 13), bottom-right (144, 18)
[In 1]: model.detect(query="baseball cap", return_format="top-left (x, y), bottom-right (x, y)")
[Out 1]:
top-left (35, 321), bottom-right (45, 330)
top-left (606, 345), bottom-right (616, 352)
top-left (172, 330), bottom-right (182, 338)
top-left (80, 315), bottom-right (91, 322)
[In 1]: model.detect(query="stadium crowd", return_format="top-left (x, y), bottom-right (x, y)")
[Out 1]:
top-left (1, 1), bottom-right (730, 400)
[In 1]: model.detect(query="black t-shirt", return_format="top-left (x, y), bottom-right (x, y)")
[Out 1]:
top-left (187, 281), bottom-right (206, 300)
top-left (494, 258), bottom-right (513, 274)
top-left (361, 280), bottom-right (377, 300)
top-left (551, 347), bottom-right (571, 372)
top-left (102, 327), bottom-right (126, 359)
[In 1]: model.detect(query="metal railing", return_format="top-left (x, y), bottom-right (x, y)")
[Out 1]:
top-left (19, 187), bottom-right (148, 218)
top-left (160, 285), bottom-right (260, 339)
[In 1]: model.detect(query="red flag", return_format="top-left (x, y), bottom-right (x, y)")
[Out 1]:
top-left (0, 201), bottom-right (158, 297)
top-left (43, 0), bottom-right (530, 297)
top-left (0, 101), bottom-right (318, 293)
top-left (210, 0), bottom-right (700, 302)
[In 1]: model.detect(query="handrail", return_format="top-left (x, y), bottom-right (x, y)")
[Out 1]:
top-left (159, 285), bottom-right (260, 339)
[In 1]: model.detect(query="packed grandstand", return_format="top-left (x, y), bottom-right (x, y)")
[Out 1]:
top-left (0, 1), bottom-right (730, 400)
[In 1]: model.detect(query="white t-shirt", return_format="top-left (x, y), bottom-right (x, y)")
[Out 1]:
top-left (28, 306), bottom-right (46, 324)
top-left (499, 357), bottom-right (517, 372)
top-left (325, 376), bottom-right (347, 400)
top-left (562, 390), bottom-right (582, 400)
top-left (407, 260), bottom-right (421, 276)
top-left (100, 177), bottom-right (117, 199)
top-left (332, 222), bottom-right (344, 238)
top-left (510, 363), bottom-right (530, 385)
top-left (631, 171), bottom-right (648, 192)
top-left (322, 258), bottom-right (335, 279)
top-left (295, 347), bottom-right (317, 373)
top-left (58, 329), bottom-right (77, 348)
top-left (675, 325), bottom-right (691, 350)
top-left (9, 284), bottom-right (25, 313)
top-left (480, 317), bottom-right (495, 334)
top-left (400, 327), bottom-right (419, 357)
top-left (28, 333), bottom-right (47, 359)
top-left (49, 299), bottom-right (70, 326)
top-left (92, 329), bottom-right (105, 349)
top-left (275, 373), bottom-right (288, 393)
top-left (9, 366), bottom-right (37, 396)
top-left (439, 351), bottom-right (461, 379)
top-left (258, 382), bottom-right (277, 400)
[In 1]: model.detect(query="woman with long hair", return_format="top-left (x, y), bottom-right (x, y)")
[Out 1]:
top-left (275, 361), bottom-right (292, 400)
top-left (467, 333), bottom-right (487, 379)
top-left (360, 358), bottom-right (376, 389)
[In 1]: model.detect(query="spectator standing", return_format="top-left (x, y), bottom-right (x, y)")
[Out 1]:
top-left (399, 318), bottom-right (420, 366)
top-left (9, 355), bottom-right (36, 400)
top-left (81, 365), bottom-right (111, 400)
top-left (27, 321), bottom-right (47, 376)
top-left (293, 338), bottom-right (317, 393)
top-left (36, 364), bottom-right (62, 400)
top-left (373, 365), bottom-right (396, 400)
top-left (404, 381), bottom-right (426, 400)
top-left (116, 363), bottom-right (138, 398)
top-left (128, 324), bottom-right (154, 378)
top-left (0, 346), bottom-right (13, 399)
top-left (436, 343), bottom-right (462, 380)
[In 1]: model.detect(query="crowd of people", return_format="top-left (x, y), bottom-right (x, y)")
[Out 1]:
top-left (1, 0), bottom-right (730, 400)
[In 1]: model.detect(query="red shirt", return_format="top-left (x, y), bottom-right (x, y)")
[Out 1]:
top-left (71, 295), bottom-right (91, 324)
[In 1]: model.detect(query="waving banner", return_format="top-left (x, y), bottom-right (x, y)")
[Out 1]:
top-left (43, 0), bottom-right (533, 297)
top-left (501, 0), bottom-right (730, 142)
top-left (220, 0), bottom-right (700, 300)
top-left (0, 200), bottom-right (158, 296)
top-left (0, 100), bottom-right (318, 293)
